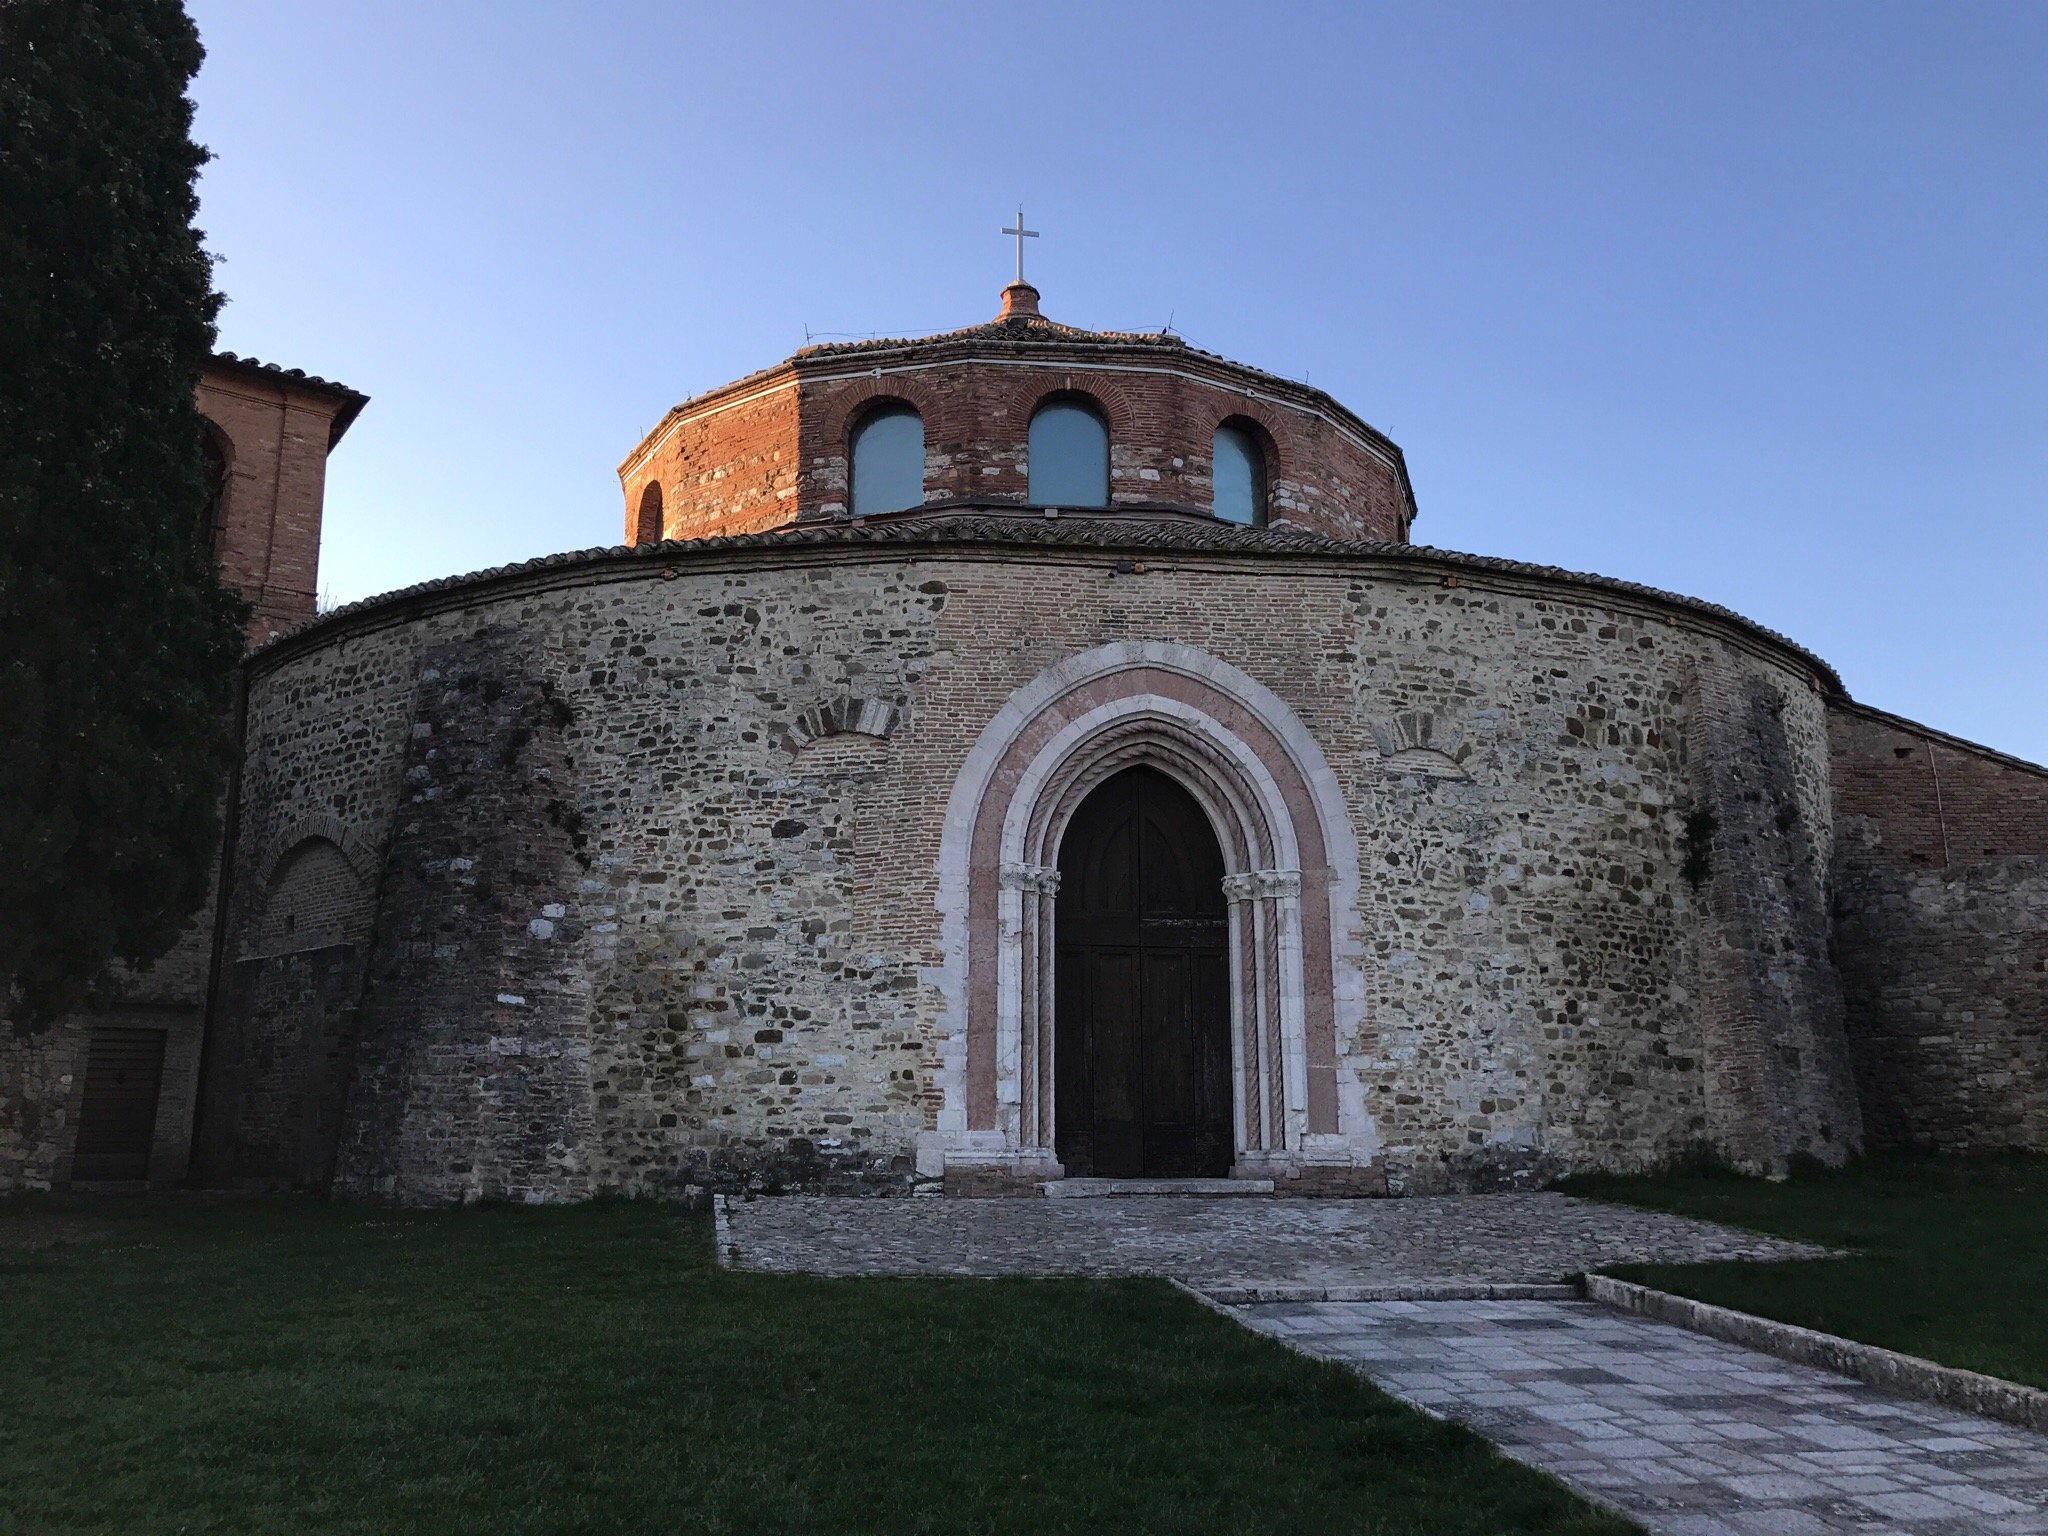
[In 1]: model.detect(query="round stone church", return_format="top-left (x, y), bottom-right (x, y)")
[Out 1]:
top-left (195, 278), bottom-right (1877, 1204)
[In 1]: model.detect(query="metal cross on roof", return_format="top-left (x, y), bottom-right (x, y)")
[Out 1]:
top-left (1001, 206), bottom-right (1039, 286)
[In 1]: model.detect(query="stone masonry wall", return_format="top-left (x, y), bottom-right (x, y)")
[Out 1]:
top-left (0, 1002), bottom-right (206, 1193)
top-left (1829, 704), bottom-right (2048, 1150)
top-left (0, 1026), bottom-right (84, 1192)
top-left (900, 558), bottom-right (1848, 1191)
top-left (217, 535), bottom-right (1852, 1201)
top-left (1, 855), bottom-right (219, 1192)
top-left (329, 627), bottom-right (601, 1203)
top-left (1687, 668), bottom-right (1861, 1169)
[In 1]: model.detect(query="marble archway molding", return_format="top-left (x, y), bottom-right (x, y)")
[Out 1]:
top-left (927, 641), bottom-right (1376, 1186)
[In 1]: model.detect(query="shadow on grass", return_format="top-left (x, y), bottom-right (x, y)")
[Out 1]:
top-left (0, 1193), bottom-right (1635, 1536)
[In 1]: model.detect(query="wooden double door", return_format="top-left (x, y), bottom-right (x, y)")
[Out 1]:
top-left (1054, 766), bottom-right (1233, 1178)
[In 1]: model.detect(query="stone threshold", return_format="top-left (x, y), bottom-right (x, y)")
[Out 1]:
top-left (1584, 1273), bottom-right (2048, 1436)
top-left (1041, 1177), bottom-right (1274, 1198)
top-left (1196, 1280), bottom-right (1580, 1305)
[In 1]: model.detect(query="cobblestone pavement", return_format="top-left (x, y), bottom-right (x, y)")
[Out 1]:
top-left (1234, 1298), bottom-right (2048, 1535)
top-left (720, 1193), bottom-right (1825, 1282)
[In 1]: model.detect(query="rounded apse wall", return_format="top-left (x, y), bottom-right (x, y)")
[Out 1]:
top-left (205, 520), bottom-right (1858, 1203)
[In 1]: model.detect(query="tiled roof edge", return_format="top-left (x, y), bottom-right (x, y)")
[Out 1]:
top-left (250, 508), bottom-right (1843, 695)
top-left (1831, 698), bottom-right (2048, 779)
top-left (207, 352), bottom-right (369, 445)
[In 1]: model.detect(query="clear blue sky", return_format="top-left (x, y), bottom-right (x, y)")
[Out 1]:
top-left (187, 1), bottom-right (2048, 761)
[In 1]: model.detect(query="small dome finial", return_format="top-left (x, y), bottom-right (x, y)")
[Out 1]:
top-left (998, 281), bottom-right (1042, 321)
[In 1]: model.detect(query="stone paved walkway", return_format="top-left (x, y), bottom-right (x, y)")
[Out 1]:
top-left (721, 1192), bottom-right (1827, 1283)
top-left (1234, 1298), bottom-right (2048, 1536)
top-left (726, 1195), bottom-right (2048, 1529)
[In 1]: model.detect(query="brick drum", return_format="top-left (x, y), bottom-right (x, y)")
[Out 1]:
top-left (618, 286), bottom-right (1416, 546)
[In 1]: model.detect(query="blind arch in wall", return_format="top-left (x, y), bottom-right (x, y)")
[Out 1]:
top-left (248, 837), bottom-right (374, 958)
top-left (199, 417), bottom-right (232, 552)
top-left (634, 482), bottom-right (665, 544)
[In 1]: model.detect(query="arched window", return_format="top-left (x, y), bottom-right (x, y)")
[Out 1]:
top-left (634, 481), bottom-right (664, 544)
top-left (1027, 397), bottom-right (1109, 508)
top-left (198, 418), bottom-right (231, 552)
top-left (1212, 421), bottom-right (1268, 526)
top-left (849, 403), bottom-right (925, 516)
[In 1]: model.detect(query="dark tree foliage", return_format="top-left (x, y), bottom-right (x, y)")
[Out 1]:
top-left (0, 0), bottom-right (247, 1031)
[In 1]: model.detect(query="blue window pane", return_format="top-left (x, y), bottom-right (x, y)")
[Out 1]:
top-left (1027, 401), bottom-right (1109, 507)
top-left (1212, 425), bottom-right (1264, 525)
top-left (851, 406), bottom-right (924, 515)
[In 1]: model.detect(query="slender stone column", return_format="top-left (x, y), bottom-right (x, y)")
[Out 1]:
top-left (999, 861), bottom-right (1061, 1153)
top-left (1223, 874), bottom-right (1253, 1152)
top-left (1262, 869), bottom-right (1309, 1151)
top-left (1027, 863), bottom-right (1060, 1151)
top-left (1222, 872), bottom-right (1267, 1149)
top-left (1224, 869), bottom-right (1303, 1155)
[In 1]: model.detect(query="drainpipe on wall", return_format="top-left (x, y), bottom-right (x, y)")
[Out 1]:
top-left (1927, 739), bottom-right (1952, 869)
top-left (187, 657), bottom-right (252, 1182)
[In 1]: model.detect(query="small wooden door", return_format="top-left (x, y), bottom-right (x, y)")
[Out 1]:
top-left (72, 1026), bottom-right (167, 1182)
top-left (1055, 766), bottom-right (1232, 1178)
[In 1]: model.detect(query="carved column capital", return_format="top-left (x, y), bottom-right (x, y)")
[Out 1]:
top-left (1255, 869), bottom-right (1302, 899)
top-left (999, 861), bottom-right (1062, 896)
top-left (1224, 868), bottom-right (1301, 902)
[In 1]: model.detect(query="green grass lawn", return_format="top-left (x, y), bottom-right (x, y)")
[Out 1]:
top-left (0, 1196), bottom-right (1631, 1536)
top-left (1563, 1152), bottom-right (2048, 1391)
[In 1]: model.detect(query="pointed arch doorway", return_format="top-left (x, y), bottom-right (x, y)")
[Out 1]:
top-left (1054, 765), bottom-right (1233, 1178)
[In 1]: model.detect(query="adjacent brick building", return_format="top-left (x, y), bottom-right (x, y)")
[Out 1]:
top-left (1829, 705), bottom-right (2048, 1150)
top-left (199, 354), bottom-right (366, 642)
top-left (0, 354), bottom-right (366, 1193)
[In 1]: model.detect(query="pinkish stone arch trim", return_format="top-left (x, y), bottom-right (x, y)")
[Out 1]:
top-left (929, 642), bottom-right (1374, 1184)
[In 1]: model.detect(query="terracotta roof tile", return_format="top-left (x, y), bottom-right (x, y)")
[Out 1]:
top-left (207, 352), bottom-right (369, 444)
top-left (257, 502), bottom-right (1843, 697)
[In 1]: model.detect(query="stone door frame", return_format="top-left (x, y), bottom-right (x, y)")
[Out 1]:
top-left (929, 641), bottom-right (1376, 1189)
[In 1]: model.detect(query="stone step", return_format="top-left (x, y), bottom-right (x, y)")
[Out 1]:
top-left (1041, 1177), bottom-right (1276, 1198)
top-left (1193, 1280), bottom-right (1583, 1305)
